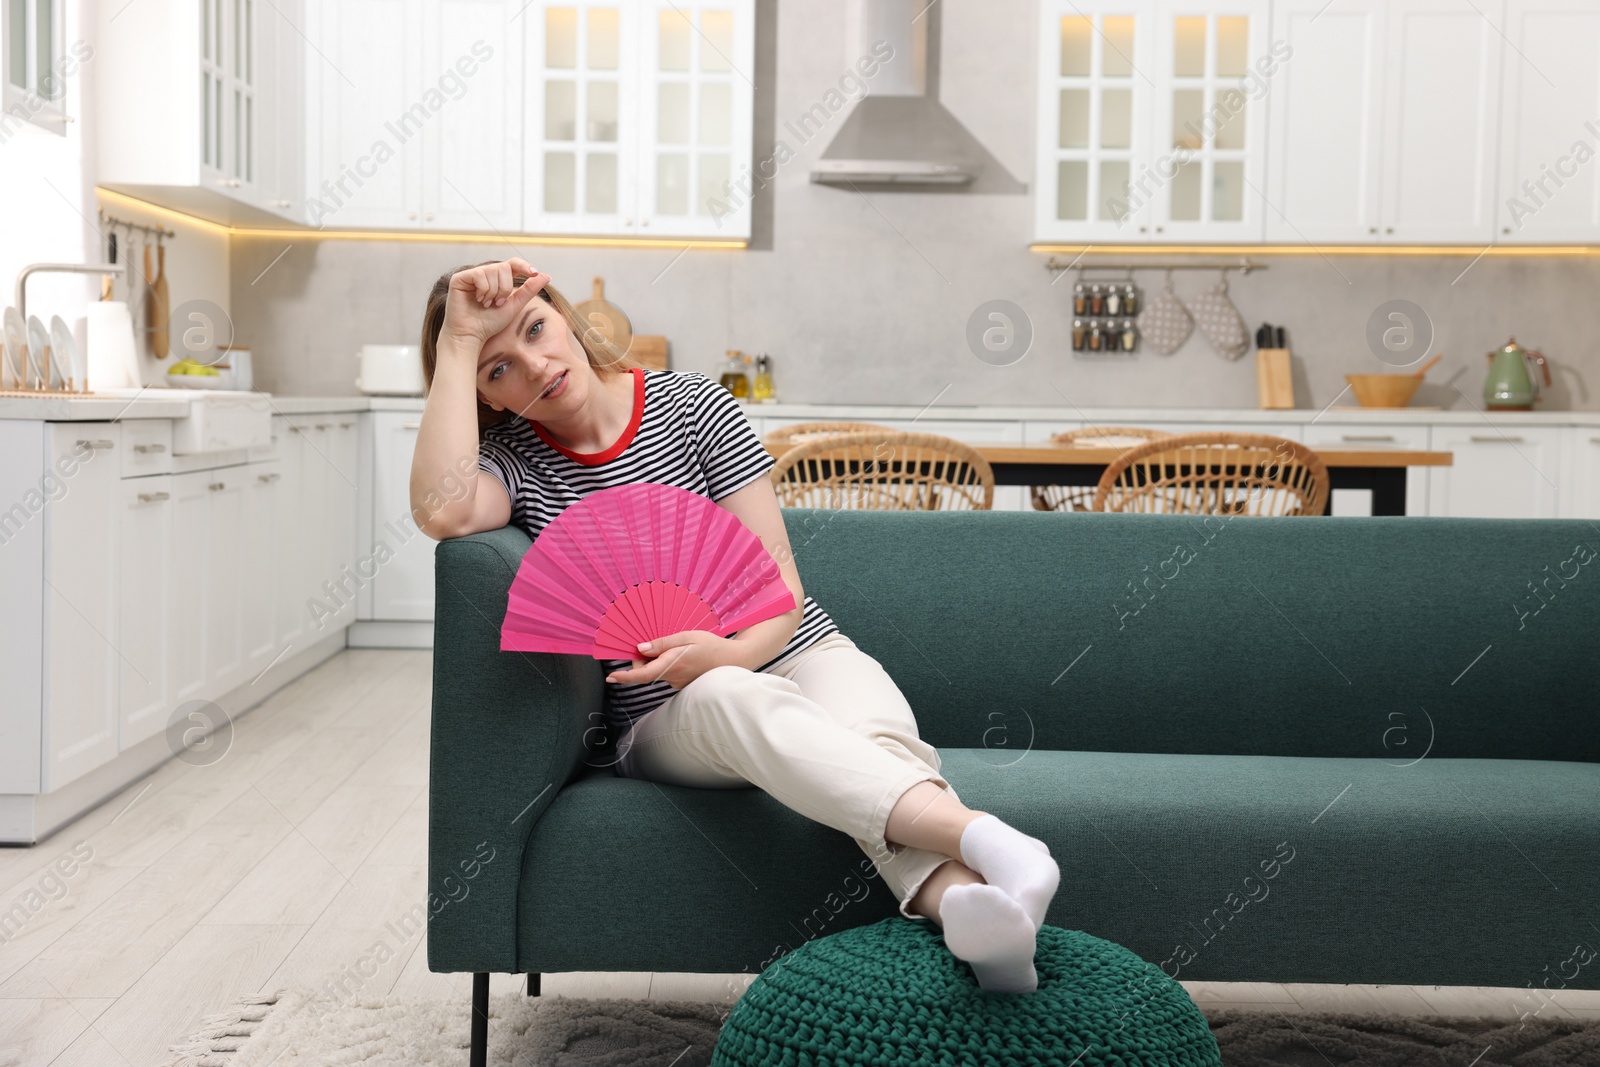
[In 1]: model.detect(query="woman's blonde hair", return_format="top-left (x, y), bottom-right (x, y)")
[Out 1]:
top-left (419, 261), bottom-right (647, 434)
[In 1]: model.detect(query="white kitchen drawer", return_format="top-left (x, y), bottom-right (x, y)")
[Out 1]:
top-left (1302, 423), bottom-right (1430, 517)
top-left (120, 420), bottom-right (173, 477)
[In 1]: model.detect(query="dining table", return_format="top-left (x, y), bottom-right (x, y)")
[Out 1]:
top-left (763, 441), bottom-right (1454, 516)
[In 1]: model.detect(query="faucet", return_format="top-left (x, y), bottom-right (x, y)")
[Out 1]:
top-left (15, 262), bottom-right (127, 321)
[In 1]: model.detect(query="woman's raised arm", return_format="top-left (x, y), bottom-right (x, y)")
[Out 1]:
top-left (410, 258), bottom-right (546, 539)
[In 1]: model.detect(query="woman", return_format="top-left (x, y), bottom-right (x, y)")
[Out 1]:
top-left (411, 258), bottom-right (1059, 992)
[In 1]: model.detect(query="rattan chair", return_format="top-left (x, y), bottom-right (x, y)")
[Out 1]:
top-left (1031, 426), bottom-right (1174, 512)
top-left (1092, 432), bottom-right (1330, 516)
top-left (761, 420), bottom-right (899, 448)
top-left (769, 430), bottom-right (995, 511)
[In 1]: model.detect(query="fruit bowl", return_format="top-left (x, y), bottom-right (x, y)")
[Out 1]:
top-left (166, 371), bottom-right (228, 389)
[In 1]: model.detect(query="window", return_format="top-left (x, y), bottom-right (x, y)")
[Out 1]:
top-left (2, 0), bottom-right (72, 137)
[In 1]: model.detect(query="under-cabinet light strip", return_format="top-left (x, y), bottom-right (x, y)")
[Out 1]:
top-left (95, 189), bottom-right (749, 249)
top-left (1029, 243), bottom-right (1600, 256)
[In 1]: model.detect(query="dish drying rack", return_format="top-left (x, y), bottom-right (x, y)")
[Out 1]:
top-left (5, 212), bottom-right (173, 396)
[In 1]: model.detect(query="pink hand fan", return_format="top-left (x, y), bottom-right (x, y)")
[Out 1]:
top-left (499, 482), bottom-right (797, 659)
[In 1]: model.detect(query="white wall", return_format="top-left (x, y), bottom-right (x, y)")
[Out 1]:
top-left (1, 1), bottom-right (231, 388)
top-left (0, 0), bottom-right (96, 350)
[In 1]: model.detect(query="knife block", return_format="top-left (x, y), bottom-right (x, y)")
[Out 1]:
top-left (1256, 348), bottom-right (1294, 409)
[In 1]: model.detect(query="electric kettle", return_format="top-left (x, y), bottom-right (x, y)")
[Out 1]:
top-left (1483, 337), bottom-right (1550, 410)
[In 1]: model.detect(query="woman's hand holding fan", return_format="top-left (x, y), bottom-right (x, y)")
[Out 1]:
top-left (499, 483), bottom-right (798, 685)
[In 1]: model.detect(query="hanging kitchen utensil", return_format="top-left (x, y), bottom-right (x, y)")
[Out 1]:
top-left (1142, 271), bottom-right (1194, 356)
top-left (573, 276), bottom-right (633, 359)
top-left (149, 235), bottom-right (171, 359)
top-left (1189, 271), bottom-right (1250, 361)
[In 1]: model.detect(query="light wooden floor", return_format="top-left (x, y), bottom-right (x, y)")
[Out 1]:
top-left (1, 648), bottom-right (1596, 1065)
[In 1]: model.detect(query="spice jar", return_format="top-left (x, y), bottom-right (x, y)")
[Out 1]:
top-left (1071, 318), bottom-right (1087, 351)
top-left (1122, 283), bottom-right (1138, 316)
top-left (1088, 321), bottom-right (1104, 351)
top-left (1072, 283), bottom-right (1087, 316)
top-left (1088, 284), bottom-right (1105, 316)
top-left (1120, 319), bottom-right (1137, 351)
top-left (1106, 287), bottom-right (1121, 316)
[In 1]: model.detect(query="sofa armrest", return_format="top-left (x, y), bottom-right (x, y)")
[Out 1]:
top-left (425, 525), bottom-right (604, 975)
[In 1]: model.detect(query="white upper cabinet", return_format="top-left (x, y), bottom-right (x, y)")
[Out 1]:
top-left (1149, 0), bottom-right (1269, 241)
top-left (1265, 0), bottom-right (1385, 242)
top-left (97, 0), bottom-right (303, 223)
top-left (525, 0), bottom-right (753, 239)
top-left (1496, 0), bottom-right (1600, 243)
top-left (1034, 2), bottom-right (1156, 242)
top-left (1379, 0), bottom-right (1504, 243)
top-left (306, 0), bottom-right (523, 231)
top-left (1035, 0), bottom-right (1268, 243)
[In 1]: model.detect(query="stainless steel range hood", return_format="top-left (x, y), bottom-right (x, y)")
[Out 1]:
top-left (810, 0), bottom-right (980, 187)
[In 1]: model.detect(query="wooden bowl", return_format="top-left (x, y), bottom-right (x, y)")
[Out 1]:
top-left (1345, 373), bottom-right (1422, 408)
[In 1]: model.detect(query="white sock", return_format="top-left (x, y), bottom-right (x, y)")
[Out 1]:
top-left (957, 814), bottom-right (1059, 931)
top-left (938, 883), bottom-right (1038, 993)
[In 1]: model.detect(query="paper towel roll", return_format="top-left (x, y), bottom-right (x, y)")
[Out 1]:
top-left (86, 301), bottom-right (140, 390)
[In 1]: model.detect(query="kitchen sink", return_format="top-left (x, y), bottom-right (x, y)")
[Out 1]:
top-left (171, 390), bottom-right (273, 454)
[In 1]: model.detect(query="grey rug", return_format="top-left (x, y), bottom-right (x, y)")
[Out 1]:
top-left (163, 988), bottom-right (1600, 1066)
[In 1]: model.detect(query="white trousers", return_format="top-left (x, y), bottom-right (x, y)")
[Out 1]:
top-left (613, 632), bottom-right (959, 919)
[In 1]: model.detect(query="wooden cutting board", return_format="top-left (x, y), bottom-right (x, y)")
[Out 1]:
top-left (627, 335), bottom-right (668, 370)
top-left (573, 277), bottom-right (632, 354)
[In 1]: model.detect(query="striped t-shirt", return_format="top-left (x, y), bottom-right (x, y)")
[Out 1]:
top-left (477, 366), bottom-right (841, 733)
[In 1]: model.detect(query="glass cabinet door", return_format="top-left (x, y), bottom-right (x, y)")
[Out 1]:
top-left (1150, 0), bottom-right (1267, 239)
top-left (636, 0), bottom-right (753, 238)
top-left (525, 1), bottom-right (639, 234)
top-left (1034, 1), bottom-right (1154, 243)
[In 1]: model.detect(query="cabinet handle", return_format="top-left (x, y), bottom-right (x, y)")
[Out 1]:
top-left (209, 481), bottom-right (226, 491)
top-left (1341, 434), bottom-right (1395, 442)
top-left (258, 472), bottom-right (281, 483)
top-left (402, 421), bottom-right (422, 429)
top-left (1591, 436), bottom-right (1600, 444)
top-left (408, 212), bottom-right (418, 220)
top-left (425, 213), bottom-right (434, 221)
top-left (290, 425), bottom-right (305, 434)
top-left (1503, 226), bottom-right (1512, 234)
top-left (1470, 434), bottom-right (1523, 443)
top-left (315, 423), bottom-right (330, 430)
top-left (1384, 227), bottom-right (1394, 234)
top-left (274, 199), bottom-right (291, 208)
top-left (1368, 227), bottom-right (1377, 234)
top-left (134, 443), bottom-right (167, 454)
top-left (77, 439), bottom-right (115, 450)
top-left (137, 491), bottom-right (171, 503)
top-left (340, 421), bottom-right (353, 428)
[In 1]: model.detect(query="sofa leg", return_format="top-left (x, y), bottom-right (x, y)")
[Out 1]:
top-left (470, 972), bottom-right (489, 1067)
top-left (527, 972), bottom-right (541, 996)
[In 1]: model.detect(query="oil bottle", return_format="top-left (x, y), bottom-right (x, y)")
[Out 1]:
top-left (718, 349), bottom-right (750, 398)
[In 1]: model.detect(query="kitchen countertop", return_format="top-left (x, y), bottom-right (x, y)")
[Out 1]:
top-left (5, 390), bottom-right (1600, 425)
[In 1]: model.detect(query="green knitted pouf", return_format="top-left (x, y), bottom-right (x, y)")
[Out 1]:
top-left (712, 918), bottom-right (1221, 1067)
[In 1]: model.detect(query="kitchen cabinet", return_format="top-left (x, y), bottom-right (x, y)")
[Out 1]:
top-left (1379, 0), bottom-right (1504, 244)
top-left (370, 413), bottom-right (437, 621)
top-left (118, 474), bottom-right (175, 751)
top-left (1264, 0), bottom-right (1386, 243)
top-left (1428, 424), bottom-right (1563, 519)
top-left (96, 0), bottom-right (304, 223)
top-left (1495, 0), bottom-right (1600, 243)
top-left (1300, 423), bottom-right (1430, 517)
top-left (242, 462), bottom-right (284, 672)
top-left (1034, 0), bottom-right (1269, 244)
top-left (525, 0), bottom-right (754, 239)
top-left (41, 426), bottom-right (121, 793)
top-left (1260, 0), bottom-right (1502, 244)
top-left (1560, 426), bottom-right (1600, 519)
top-left (306, 0), bottom-right (523, 231)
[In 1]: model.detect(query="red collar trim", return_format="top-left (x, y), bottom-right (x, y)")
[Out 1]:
top-left (531, 367), bottom-right (644, 466)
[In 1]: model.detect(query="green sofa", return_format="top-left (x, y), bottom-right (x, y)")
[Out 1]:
top-left (428, 509), bottom-right (1600, 1057)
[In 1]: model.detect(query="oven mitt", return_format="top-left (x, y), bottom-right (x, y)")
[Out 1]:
top-left (1188, 277), bottom-right (1250, 361)
top-left (1142, 277), bottom-right (1193, 356)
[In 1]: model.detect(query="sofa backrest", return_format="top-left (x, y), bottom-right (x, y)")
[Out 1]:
top-left (781, 509), bottom-right (1600, 763)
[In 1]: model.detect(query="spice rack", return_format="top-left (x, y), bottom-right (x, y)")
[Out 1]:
top-left (1045, 257), bottom-right (1268, 359)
